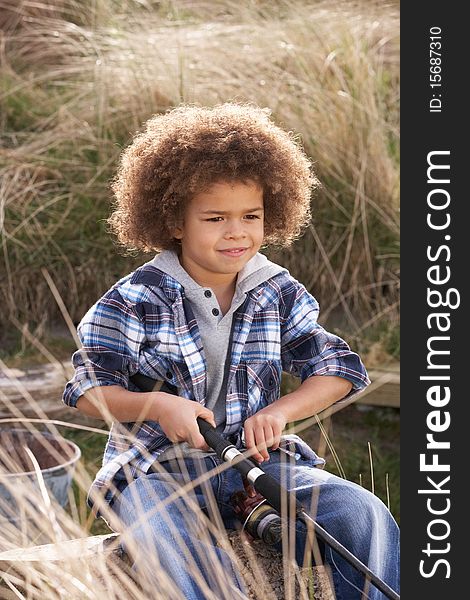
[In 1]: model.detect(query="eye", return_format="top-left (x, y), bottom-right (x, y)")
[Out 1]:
top-left (205, 216), bottom-right (224, 222)
top-left (244, 214), bottom-right (261, 220)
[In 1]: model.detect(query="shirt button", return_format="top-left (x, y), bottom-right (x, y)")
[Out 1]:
top-left (166, 371), bottom-right (173, 379)
top-left (212, 308), bottom-right (220, 316)
top-left (204, 290), bottom-right (212, 298)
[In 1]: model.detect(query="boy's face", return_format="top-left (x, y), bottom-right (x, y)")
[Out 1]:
top-left (173, 180), bottom-right (264, 287)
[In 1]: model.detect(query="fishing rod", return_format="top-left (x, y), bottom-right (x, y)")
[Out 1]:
top-left (130, 373), bottom-right (400, 600)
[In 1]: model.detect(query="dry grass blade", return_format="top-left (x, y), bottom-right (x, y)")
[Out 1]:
top-left (368, 441), bottom-right (375, 496)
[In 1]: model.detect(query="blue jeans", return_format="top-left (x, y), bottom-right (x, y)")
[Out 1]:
top-left (110, 451), bottom-right (399, 599)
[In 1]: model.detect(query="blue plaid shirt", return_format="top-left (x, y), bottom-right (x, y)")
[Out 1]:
top-left (63, 262), bottom-right (369, 509)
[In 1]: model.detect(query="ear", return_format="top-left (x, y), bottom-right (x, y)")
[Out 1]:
top-left (172, 225), bottom-right (183, 240)
top-left (169, 218), bottom-right (184, 240)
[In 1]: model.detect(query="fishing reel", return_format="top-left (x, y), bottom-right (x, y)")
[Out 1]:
top-left (230, 488), bottom-right (282, 545)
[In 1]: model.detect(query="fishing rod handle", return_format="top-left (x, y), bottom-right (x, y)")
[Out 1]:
top-left (132, 375), bottom-right (310, 509)
top-left (196, 417), bottom-right (231, 457)
top-left (197, 417), bottom-right (302, 516)
top-left (129, 374), bottom-right (236, 456)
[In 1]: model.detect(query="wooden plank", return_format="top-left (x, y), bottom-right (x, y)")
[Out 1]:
top-left (0, 534), bottom-right (119, 566)
top-left (356, 368), bottom-right (400, 408)
top-left (0, 361), bottom-right (104, 426)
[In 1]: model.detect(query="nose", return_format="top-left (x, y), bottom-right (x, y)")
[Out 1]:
top-left (224, 219), bottom-right (247, 239)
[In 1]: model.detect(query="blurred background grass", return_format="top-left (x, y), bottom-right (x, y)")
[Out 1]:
top-left (1, 0), bottom-right (400, 527)
top-left (0, 0), bottom-right (399, 362)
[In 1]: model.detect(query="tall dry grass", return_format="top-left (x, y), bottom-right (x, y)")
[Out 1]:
top-left (0, 0), bottom-right (399, 358)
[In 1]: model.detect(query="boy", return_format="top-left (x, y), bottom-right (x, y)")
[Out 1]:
top-left (64, 103), bottom-right (399, 599)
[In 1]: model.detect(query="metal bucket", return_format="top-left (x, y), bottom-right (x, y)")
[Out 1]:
top-left (0, 428), bottom-right (81, 525)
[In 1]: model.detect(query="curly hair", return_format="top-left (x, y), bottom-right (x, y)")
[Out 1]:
top-left (108, 103), bottom-right (318, 252)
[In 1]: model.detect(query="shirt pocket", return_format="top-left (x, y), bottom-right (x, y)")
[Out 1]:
top-left (246, 361), bottom-right (281, 414)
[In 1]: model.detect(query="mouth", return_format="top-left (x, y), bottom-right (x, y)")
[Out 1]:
top-left (218, 247), bottom-right (249, 258)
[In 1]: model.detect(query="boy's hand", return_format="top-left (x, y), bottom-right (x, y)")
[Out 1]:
top-left (243, 406), bottom-right (287, 463)
top-left (155, 392), bottom-right (216, 451)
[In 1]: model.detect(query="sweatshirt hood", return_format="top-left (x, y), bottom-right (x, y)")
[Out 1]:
top-left (148, 250), bottom-right (286, 294)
